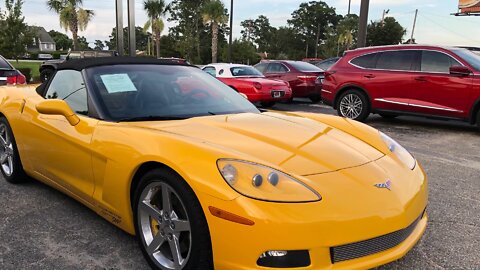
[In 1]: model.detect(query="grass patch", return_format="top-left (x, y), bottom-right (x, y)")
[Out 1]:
top-left (9, 60), bottom-right (42, 82)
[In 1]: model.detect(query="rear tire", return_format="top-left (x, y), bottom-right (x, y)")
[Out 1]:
top-left (309, 95), bottom-right (321, 103)
top-left (0, 117), bottom-right (28, 184)
top-left (379, 113), bottom-right (398, 119)
top-left (133, 168), bottom-right (213, 270)
top-left (260, 101), bottom-right (276, 108)
top-left (336, 89), bottom-right (370, 122)
top-left (476, 110), bottom-right (480, 131)
top-left (40, 68), bottom-right (54, 83)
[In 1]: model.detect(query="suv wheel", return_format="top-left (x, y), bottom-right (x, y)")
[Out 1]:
top-left (337, 89), bottom-right (370, 122)
top-left (476, 110), bottom-right (480, 131)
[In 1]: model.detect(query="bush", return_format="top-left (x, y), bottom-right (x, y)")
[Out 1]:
top-left (30, 53), bottom-right (39, 60)
top-left (17, 68), bottom-right (32, 82)
top-left (52, 52), bottom-right (61, 59)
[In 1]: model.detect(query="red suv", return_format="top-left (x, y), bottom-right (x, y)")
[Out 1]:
top-left (322, 45), bottom-right (480, 129)
top-left (255, 60), bottom-right (323, 103)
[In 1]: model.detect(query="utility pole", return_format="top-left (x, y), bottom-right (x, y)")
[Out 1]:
top-left (127, 0), bottom-right (136, 56)
top-left (348, 0), bottom-right (351, 15)
top-left (228, 0), bottom-right (234, 63)
top-left (357, 0), bottom-right (370, 48)
top-left (381, 9), bottom-right (390, 25)
top-left (410, 9), bottom-right (418, 44)
top-left (115, 0), bottom-right (124, 56)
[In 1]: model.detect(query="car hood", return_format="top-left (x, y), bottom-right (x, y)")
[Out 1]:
top-left (127, 112), bottom-right (384, 176)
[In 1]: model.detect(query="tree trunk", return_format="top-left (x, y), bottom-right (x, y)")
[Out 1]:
top-left (71, 16), bottom-right (79, 51)
top-left (156, 31), bottom-right (161, 58)
top-left (212, 23), bottom-right (218, 63)
top-left (315, 23), bottom-right (321, 58)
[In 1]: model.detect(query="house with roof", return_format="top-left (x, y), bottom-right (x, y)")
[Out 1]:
top-left (28, 26), bottom-right (56, 52)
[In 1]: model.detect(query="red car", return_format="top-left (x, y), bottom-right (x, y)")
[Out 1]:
top-left (321, 45), bottom-right (480, 129)
top-left (254, 60), bottom-right (323, 103)
top-left (202, 63), bottom-right (292, 107)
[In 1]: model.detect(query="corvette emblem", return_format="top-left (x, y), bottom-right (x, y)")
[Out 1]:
top-left (374, 180), bottom-right (392, 190)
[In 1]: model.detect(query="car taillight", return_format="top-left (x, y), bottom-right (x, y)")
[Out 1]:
top-left (254, 82), bottom-right (262, 90)
top-left (297, 75), bottom-right (317, 82)
top-left (6, 74), bottom-right (26, 85)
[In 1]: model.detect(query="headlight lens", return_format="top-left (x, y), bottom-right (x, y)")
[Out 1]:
top-left (217, 159), bottom-right (321, 203)
top-left (380, 132), bottom-right (416, 170)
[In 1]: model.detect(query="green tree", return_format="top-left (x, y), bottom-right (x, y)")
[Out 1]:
top-left (202, 0), bottom-right (228, 63)
top-left (46, 0), bottom-right (94, 50)
top-left (143, 0), bottom-right (168, 58)
top-left (168, 0), bottom-right (211, 63)
top-left (240, 15), bottom-right (276, 54)
top-left (105, 26), bottom-right (152, 54)
top-left (288, 1), bottom-right (341, 58)
top-left (0, 0), bottom-right (32, 61)
top-left (366, 17), bottom-right (406, 46)
top-left (221, 39), bottom-right (260, 65)
top-left (48, 30), bottom-right (73, 51)
top-left (77, 36), bottom-right (90, 50)
top-left (94, 40), bottom-right (104, 50)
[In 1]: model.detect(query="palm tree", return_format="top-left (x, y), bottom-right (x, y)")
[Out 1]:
top-left (46, 0), bottom-right (94, 51)
top-left (202, 0), bottom-right (228, 63)
top-left (144, 0), bottom-right (167, 58)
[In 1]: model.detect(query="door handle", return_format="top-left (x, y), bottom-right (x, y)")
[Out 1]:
top-left (364, 74), bottom-right (375, 79)
top-left (415, 76), bottom-right (427, 82)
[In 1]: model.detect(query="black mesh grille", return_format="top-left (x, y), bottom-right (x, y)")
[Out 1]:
top-left (330, 213), bottom-right (424, 263)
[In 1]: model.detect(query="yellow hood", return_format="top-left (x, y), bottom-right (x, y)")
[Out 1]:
top-left (129, 112), bottom-right (384, 176)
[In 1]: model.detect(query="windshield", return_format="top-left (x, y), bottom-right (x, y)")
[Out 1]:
top-left (289, 61), bottom-right (323, 72)
top-left (86, 65), bottom-right (260, 121)
top-left (230, 66), bottom-right (264, 77)
top-left (452, 48), bottom-right (480, 71)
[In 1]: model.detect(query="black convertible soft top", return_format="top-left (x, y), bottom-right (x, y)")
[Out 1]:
top-left (56, 57), bottom-right (192, 71)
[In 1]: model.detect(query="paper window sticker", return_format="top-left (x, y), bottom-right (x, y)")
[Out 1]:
top-left (100, 74), bottom-right (138, 93)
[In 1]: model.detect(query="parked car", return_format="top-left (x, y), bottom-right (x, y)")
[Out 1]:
top-left (302, 58), bottom-right (323, 65)
top-left (458, 46), bottom-right (480, 56)
top-left (254, 60), bottom-right (323, 103)
top-left (202, 63), bottom-right (292, 107)
top-left (315, 57), bottom-right (341, 71)
top-left (0, 55), bottom-right (26, 86)
top-left (38, 54), bottom-right (54, 60)
top-left (39, 50), bottom-right (119, 83)
top-left (321, 45), bottom-right (480, 130)
top-left (0, 56), bottom-right (428, 270)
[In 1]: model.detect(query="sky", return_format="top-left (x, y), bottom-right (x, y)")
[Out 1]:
top-left (1, 0), bottom-right (480, 47)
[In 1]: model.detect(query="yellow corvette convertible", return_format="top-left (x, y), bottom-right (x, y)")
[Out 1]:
top-left (0, 58), bottom-right (427, 270)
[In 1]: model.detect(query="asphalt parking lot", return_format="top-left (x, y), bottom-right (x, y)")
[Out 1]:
top-left (0, 100), bottom-right (479, 270)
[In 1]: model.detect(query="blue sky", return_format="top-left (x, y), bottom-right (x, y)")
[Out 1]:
top-left (1, 0), bottom-right (479, 47)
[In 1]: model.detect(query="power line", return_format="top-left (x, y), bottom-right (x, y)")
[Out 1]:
top-left (419, 13), bottom-right (480, 44)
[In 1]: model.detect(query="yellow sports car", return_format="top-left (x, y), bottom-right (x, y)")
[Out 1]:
top-left (0, 58), bottom-right (428, 270)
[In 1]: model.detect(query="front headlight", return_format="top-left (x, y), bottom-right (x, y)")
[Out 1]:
top-left (217, 159), bottom-right (321, 203)
top-left (380, 132), bottom-right (416, 170)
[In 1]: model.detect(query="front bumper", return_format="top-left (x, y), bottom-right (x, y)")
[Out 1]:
top-left (198, 156), bottom-right (428, 270)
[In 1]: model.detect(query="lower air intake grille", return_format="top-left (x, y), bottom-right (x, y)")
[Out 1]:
top-left (330, 213), bottom-right (423, 263)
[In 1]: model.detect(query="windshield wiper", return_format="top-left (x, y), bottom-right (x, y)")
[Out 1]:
top-left (117, 115), bottom-right (188, 122)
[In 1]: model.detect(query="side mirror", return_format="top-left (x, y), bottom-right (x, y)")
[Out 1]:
top-left (36, 99), bottom-right (80, 126)
top-left (449, 66), bottom-right (472, 77)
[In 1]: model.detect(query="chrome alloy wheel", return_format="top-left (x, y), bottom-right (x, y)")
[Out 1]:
top-left (138, 182), bottom-right (192, 270)
top-left (0, 123), bottom-right (14, 177)
top-left (339, 94), bottom-right (363, 119)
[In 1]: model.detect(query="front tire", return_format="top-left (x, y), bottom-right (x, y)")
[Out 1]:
top-left (260, 101), bottom-right (276, 108)
top-left (0, 117), bottom-right (28, 184)
top-left (336, 89), bottom-right (370, 122)
top-left (309, 94), bottom-right (321, 103)
top-left (133, 168), bottom-right (213, 270)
